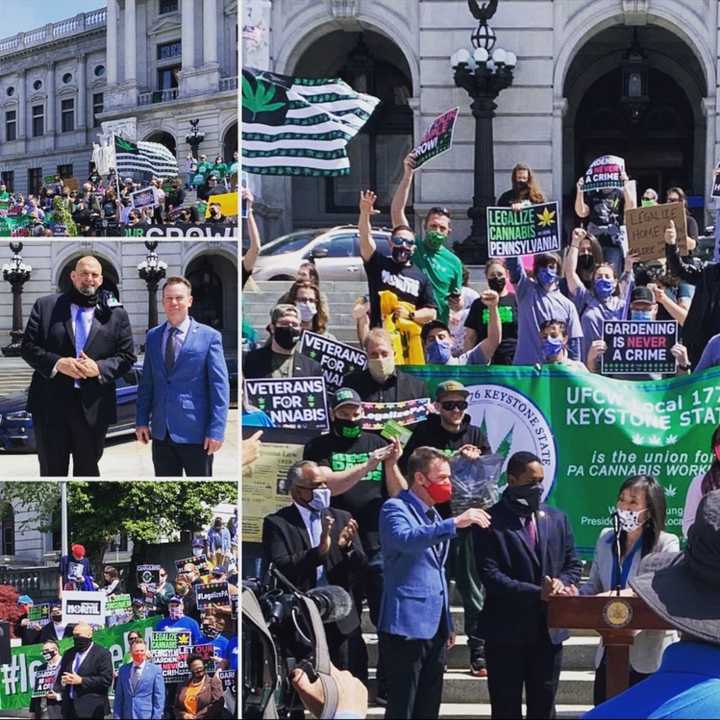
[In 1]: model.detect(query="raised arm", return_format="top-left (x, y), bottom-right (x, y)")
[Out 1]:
top-left (665, 220), bottom-right (704, 285)
top-left (649, 283), bottom-right (688, 326)
top-left (564, 228), bottom-right (586, 297)
top-left (477, 290), bottom-right (501, 361)
top-left (358, 190), bottom-right (379, 262)
top-left (574, 177), bottom-right (589, 218)
top-left (622, 171), bottom-right (637, 211)
top-left (242, 189), bottom-right (260, 274)
top-left (390, 152), bottom-right (415, 228)
top-left (319, 445), bottom-right (392, 495)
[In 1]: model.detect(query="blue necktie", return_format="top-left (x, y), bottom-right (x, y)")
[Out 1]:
top-left (74, 307), bottom-right (89, 389)
top-left (310, 511), bottom-right (328, 585)
top-left (165, 326), bottom-right (179, 371)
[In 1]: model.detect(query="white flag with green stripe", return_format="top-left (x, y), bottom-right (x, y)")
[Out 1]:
top-left (242, 68), bottom-right (380, 176)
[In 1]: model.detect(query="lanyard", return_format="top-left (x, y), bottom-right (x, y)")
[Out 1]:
top-left (610, 537), bottom-right (642, 589)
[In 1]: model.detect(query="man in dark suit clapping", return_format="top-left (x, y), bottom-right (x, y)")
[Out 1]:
top-left (473, 451), bottom-right (582, 719)
top-left (21, 255), bottom-right (136, 476)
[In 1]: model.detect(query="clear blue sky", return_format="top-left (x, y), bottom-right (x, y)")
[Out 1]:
top-left (3, 1), bottom-right (106, 36)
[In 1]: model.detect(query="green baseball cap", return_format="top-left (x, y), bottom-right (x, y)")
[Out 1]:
top-left (435, 380), bottom-right (469, 400)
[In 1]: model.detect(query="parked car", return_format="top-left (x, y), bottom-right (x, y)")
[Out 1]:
top-left (0, 365), bottom-right (143, 453)
top-left (252, 225), bottom-right (392, 281)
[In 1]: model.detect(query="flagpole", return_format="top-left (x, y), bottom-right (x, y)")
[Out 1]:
top-left (113, 134), bottom-right (122, 221)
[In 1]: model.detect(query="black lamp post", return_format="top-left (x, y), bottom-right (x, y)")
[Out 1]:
top-left (185, 119), bottom-right (205, 158)
top-left (1, 242), bottom-right (32, 357)
top-left (451, 0), bottom-right (516, 265)
top-left (137, 241), bottom-right (167, 334)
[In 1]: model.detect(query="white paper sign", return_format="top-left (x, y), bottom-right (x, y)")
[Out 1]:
top-left (62, 590), bottom-right (106, 626)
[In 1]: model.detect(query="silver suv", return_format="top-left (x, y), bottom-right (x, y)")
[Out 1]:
top-left (252, 225), bottom-right (392, 281)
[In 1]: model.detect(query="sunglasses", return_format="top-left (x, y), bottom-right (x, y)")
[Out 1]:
top-left (428, 206), bottom-right (451, 218)
top-left (440, 401), bottom-right (468, 411)
top-left (391, 236), bottom-right (415, 248)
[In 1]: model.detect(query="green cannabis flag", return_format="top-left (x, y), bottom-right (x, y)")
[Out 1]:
top-left (403, 364), bottom-right (719, 557)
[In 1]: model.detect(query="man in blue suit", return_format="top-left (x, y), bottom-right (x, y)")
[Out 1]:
top-left (473, 451), bottom-right (582, 719)
top-left (378, 446), bottom-right (491, 720)
top-left (113, 639), bottom-right (165, 720)
top-left (136, 276), bottom-right (229, 476)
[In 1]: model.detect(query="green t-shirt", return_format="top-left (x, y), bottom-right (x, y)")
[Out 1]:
top-left (412, 241), bottom-right (463, 323)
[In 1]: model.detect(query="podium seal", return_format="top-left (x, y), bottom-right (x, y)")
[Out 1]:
top-left (602, 598), bottom-right (633, 628)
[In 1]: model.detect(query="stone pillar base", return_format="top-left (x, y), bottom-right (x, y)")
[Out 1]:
top-left (178, 66), bottom-right (220, 97)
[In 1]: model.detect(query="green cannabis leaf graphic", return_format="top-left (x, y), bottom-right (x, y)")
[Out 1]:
top-left (242, 76), bottom-right (285, 120)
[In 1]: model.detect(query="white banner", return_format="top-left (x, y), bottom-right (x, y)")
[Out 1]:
top-left (62, 590), bottom-right (106, 626)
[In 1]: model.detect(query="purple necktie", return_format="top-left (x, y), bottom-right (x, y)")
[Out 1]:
top-left (525, 515), bottom-right (537, 548)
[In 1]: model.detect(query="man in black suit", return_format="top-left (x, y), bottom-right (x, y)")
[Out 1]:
top-left (262, 459), bottom-right (368, 681)
top-left (473, 451), bottom-right (582, 719)
top-left (243, 304), bottom-right (322, 379)
top-left (54, 622), bottom-right (113, 719)
top-left (21, 255), bottom-right (136, 476)
top-left (39, 602), bottom-right (75, 643)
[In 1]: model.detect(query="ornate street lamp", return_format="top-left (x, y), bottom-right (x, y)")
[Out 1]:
top-left (1, 242), bottom-right (32, 357)
top-left (621, 29), bottom-right (649, 125)
top-left (451, 0), bottom-right (516, 264)
top-left (137, 241), bottom-right (168, 335)
top-left (185, 119), bottom-right (206, 158)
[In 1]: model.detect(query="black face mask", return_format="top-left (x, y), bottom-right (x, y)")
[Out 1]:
top-left (273, 326), bottom-right (300, 350)
top-left (504, 483), bottom-right (543, 517)
top-left (513, 180), bottom-right (529, 194)
top-left (202, 625), bottom-right (219, 638)
top-left (391, 245), bottom-right (411, 265)
top-left (41, 650), bottom-right (55, 662)
top-left (488, 276), bottom-right (506, 294)
top-left (577, 254), bottom-right (596, 274)
top-left (333, 418), bottom-right (362, 439)
top-left (51, 612), bottom-right (62, 622)
top-left (73, 636), bottom-right (92, 652)
top-left (69, 286), bottom-right (99, 308)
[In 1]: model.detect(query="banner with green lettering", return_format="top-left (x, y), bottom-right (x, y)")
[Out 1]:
top-left (403, 364), bottom-right (719, 556)
top-left (0, 616), bottom-right (161, 710)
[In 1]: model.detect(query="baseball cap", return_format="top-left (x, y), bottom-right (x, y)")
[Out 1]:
top-left (17, 595), bottom-right (33, 606)
top-left (270, 303), bottom-right (300, 324)
top-left (169, 595), bottom-right (183, 605)
top-left (631, 286), bottom-right (654, 304)
top-left (211, 567), bottom-right (225, 577)
top-left (333, 387), bottom-right (362, 410)
top-left (435, 380), bottom-right (469, 401)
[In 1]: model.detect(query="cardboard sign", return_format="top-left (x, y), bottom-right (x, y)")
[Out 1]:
top-left (31, 668), bottom-right (57, 698)
top-left (298, 331), bottom-right (368, 394)
top-left (195, 582), bottom-right (230, 611)
top-left (243, 376), bottom-right (329, 432)
top-left (62, 591), bottom-right (106, 626)
top-left (624, 202), bottom-right (688, 262)
top-left (130, 186), bottom-right (158, 209)
top-left (27, 604), bottom-right (50, 626)
top-left (360, 398), bottom-right (430, 430)
top-left (121, 222), bottom-right (238, 238)
top-left (205, 191), bottom-right (238, 218)
top-left (412, 107), bottom-right (459, 168)
top-left (136, 564), bottom-right (161, 587)
top-left (486, 202), bottom-right (561, 258)
top-left (582, 155), bottom-right (625, 192)
top-left (601, 320), bottom-right (678, 375)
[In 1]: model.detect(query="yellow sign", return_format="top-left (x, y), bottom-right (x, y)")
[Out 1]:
top-left (205, 191), bottom-right (239, 218)
top-left (242, 442), bottom-right (305, 542)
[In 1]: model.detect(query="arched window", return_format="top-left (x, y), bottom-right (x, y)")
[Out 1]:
top-left (187, 257), bottom-right (224, 330)
top-left (0, 503), bottom-right (15, 556)
top-left (58, 256), bottom-right (120, 299)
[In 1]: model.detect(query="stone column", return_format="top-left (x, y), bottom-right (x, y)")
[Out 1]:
top-left (125, 0), bottom-right (137, 83)
top-left (77, 54), bottom-right (87, 129)
top-left (107, 0), bottom-right (119, 85)
top-left (46, 62), bottom-right (55, 135)
top-left (16, 71), bottom-right (25, 139)
top-left (181, 0), bottom-right (195, 71)
top-left (203, 0), bottom-right (218, 66)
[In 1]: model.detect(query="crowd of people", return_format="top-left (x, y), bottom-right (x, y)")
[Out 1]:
top-left (241, 150), bottom-right (720, 720)
top-left (10, 522), bottom-right (237, 720)
top-left (0, 150), bottom-right (238, 237)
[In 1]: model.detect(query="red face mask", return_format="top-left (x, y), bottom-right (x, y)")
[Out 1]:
top-left (131, 649), bottom-right (145, 663)
top-left (425, 479), bottom-right (452, 505)
top-left (714, 446), bottom-right (720, 462)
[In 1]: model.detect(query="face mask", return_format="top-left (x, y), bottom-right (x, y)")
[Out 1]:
top-left (537, 267), bottom-right (557, 288)
top-left (505, 483), bottom-right (543, 516)
top-left (488, 276), bottom-right (506, 294)
top-left (296, 302), bottom-right (316, 323)
top-left (202, 624), bottom-right (219, 639)
top-left (513, 180), bottom-right (529, 192)
top-left (73, 636), bottom-right (92, 652)
top-left (424, 230), bottom-right (446, 251)
top-left (615, 507), bottom-right (646, 533)
top-left (631, 310), bottom-right (652, 322)
top-left (273, 325), bottom-right (300, 350)
top-left (51, 611), bottom-right (62, 621)
top-left (368, 356), bottom-right (395, 383)
top-left (577, 254), bottom-right (596, 274)
top-left (715, 446), bottom-right (720, 462)
top-left (594, 278), bottom-right (615, 299)
top-left (391, 246), bottom-right (411, 264)
top-left (169, 605), bottom-right (184, 620)
top-left (425, 479), bottom-right (452, 505)
top-left (131, 650), bottom-right (145, 664)
top-left (192, 548), bottom-right (203, 557)
top-left (308, 487), bottom-right (331, 512)
top-left (333, 418), bottom-right (362, 439)
top-left (42, 650), bottom-right (55, 662)
top-left (542, 336), bottom-right (565, 359)
top-left (425, 339), bottom-right (452, 364)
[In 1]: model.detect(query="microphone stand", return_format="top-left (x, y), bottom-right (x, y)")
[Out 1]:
top-left (612, 512), bottom-right (622, 597)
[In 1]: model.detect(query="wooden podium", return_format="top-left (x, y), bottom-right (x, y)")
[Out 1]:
top-left (548, 595), bottom-right (673, 699)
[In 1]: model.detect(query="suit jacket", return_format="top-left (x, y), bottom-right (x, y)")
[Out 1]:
top-left (54, 643), bottom-right (114, 719)
top-left (21, 292), bottom-right (136, 427)
top-left (378, 490), bottom-right (455, 640)
top-left (40, 622), bottom-right (76, 643)
top-left (242, 344), bottom-right (322, 380)
top-left (174, 673), bottom-right (224, 719)
top-left (136, 318), bottom-right (229, 444)
top-left (262, 504), bottom-right (367, 636)
top-left (472, 499), bottom-right (582, 646)
top-left (113, 661), bottom-right (165, 720)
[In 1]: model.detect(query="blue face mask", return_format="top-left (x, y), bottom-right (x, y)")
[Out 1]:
top-left (537, 267), bottom-right (557, 288)
top-left (542, 336), bottom-right (565, 359)
top-left (425, 339), bottom-right (452, 364)
top-left (631, 310), bottom-right (653, 322)
top-left (308, 488), bottom-right (331, 512)
top-left (594, 278), bottom-right (615, 299)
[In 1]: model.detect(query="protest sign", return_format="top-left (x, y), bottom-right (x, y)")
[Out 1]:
top-left (122, 222), bottom-right (238, 238)
top-left (64, 177), bottom-right (80, 192)
top-left (360, 398), bottom-right (430, 430)
top-left (0, 617), bottom-right (160, 710)
top-left (195, 582), bottom-right (230, 611)
top-left (66, 560), bottom-right (85, 582)
top-left (298, 331), bottom-right (368, 394)
top-left (486, 202), bottom-right (561, 258)
top-left (151, 630), bottom-right (194, 683)
top-left (582, 155), bottom-right (625, 192)
top-left (136, 564), bottom-right (161, 587)
top-left (243, 376), bottom-right (329, 431)
top-left (412, 107), bottom-right (459, 168)
top-left (601, 320), bottom-right (678, 375)
top-left (218, 669), bottom-right (237, 692)
top-left (27, 604), bottom-right (50, 626)
top-left (713, 166), bottom-right (720, 199)
top-left (62, 591), bottom-right (106, 626)
top-left (401, 364), bottom-right (720, 556)
top-left (130, 186), bottom-right (159, 209)
top-left (624, 202), bottom-right (687, 262)
top-left (31, 668), bottom-right (57, 698)
top-left (173, 555), bottom-right (207, 571)
top-left (105, 594), bottom-right (132, 627)
top-left (205, 191), bottom-right (239, 218)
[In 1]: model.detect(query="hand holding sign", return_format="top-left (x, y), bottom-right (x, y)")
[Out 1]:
top-left (665, 219), bottom-right (677, 246)
top-left (403, 152), bottom-right (417, 176)
top-left (670, 343), bottom-right (689, 368)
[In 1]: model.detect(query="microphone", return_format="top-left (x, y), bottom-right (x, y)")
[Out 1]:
top-left (306, 585), bottom-right (353, 624)
top-left (611, 510), bottom-right (621, 536)
top-left (611, 511), bottom-right (622, 596)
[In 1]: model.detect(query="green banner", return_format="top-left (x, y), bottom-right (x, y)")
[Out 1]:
top-left (0, 616), bottom-right (161, 710)
top-left (403, 365), bottom-right (720, 557)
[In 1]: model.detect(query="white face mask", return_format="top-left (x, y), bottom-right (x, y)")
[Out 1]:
top-left (368, 356), bottom-right (395, 383)
top-left (308, 487), bottom-right (331, 512)
top-left (296, 302), bottom-right (317, 322)
top-left (616, 507), bottom-right (647, 532)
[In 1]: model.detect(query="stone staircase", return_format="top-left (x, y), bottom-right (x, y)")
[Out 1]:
top-left (361, 602), bottom-right (597, 719)
top-left (0, 357), bottom-right (33, 396)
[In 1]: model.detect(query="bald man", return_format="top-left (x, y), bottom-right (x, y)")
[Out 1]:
top-left (55, 622), bottom-right (113, 719)
top-left (21, 255), bottom-right (136, 476)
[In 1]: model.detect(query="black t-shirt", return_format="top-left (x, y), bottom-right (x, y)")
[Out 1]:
top-left (465, 293), bottom-right (518, 365)
top-left (496, 189), bottom-right (517, 207)
top-left (586, 189), bottom-right (624, 233)
top-left (303, 430), bottom-right (387, 551)
top-left (242, 258), bottom-right (251, 289)
top-left (343, 368), bottom-right (429, 404)
top-left (364, 250), bottom-right (436, 328)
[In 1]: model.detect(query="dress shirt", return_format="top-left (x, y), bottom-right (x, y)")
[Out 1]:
top-left (161, 316), bottom-right (191, 365)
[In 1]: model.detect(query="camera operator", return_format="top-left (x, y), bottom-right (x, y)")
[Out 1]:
top-left (291, 664), bottom-right (368, 720)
